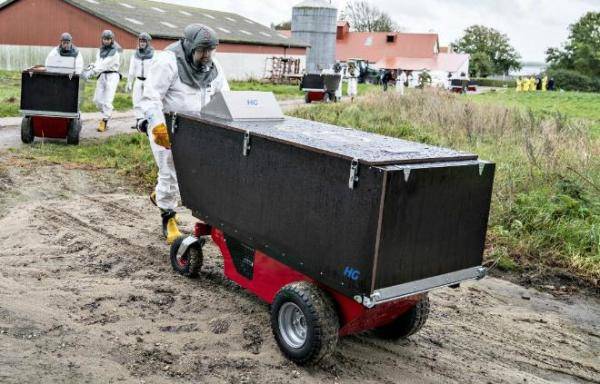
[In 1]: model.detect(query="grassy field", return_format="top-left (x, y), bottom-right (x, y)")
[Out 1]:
top-left (0, 70), bottom-right (376, 117)
top-left (468, 89), bottom-right (600, 135)
top-left (10, 84), bottom-right (599, 287)
top-left (290, 89), bottom-right (600, 286)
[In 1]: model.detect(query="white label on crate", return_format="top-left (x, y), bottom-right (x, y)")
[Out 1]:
top-left (202, 91), bottom-right (284, 121)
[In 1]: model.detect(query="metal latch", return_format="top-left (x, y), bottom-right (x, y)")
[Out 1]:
top-left (242, 130), bottom-right (251, 156)
top-left (348, 159), bottom-right (359, 189)
top-left (171, 113), bottom-right (178, 134)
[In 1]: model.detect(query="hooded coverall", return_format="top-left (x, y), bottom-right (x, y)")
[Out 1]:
top-left (396, 71), bottom-right (407, 95)
top-left (91, 50), bottom-right (121, 120)
top-left (127, 54), bottom-right (155, 120)
top-left (138, 50), bottom-right (229, 212)
top-left (45, 48), bottom-right (84, 74)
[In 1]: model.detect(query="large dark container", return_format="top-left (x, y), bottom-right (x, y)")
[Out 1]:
top-left (20, 69), bottom-right (81, 116)
top-left (300, 73), bottom-right (341, 91)
top-left (167, 113), bottom-right (495, 300)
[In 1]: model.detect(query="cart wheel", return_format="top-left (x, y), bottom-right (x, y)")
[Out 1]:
top-left (21, 117), bottom-right (34, 144)
top-left (374, 295), bottom-right (429, 340)
top-left (169, 236), bottom-right (203, 278)
top-left (67, 118), bottom-right (82, 145)
top-left (271, 282), bottom-right (339, 365)
top-left (304, 93), bottom-right (311, 104)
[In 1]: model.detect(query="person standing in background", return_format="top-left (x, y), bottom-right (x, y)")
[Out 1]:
top-left (84, 30), bottom-right (121, 133)
top-left (396, 70), bottom-right (407, 95)
top-left (126, 32), bottom-right (155, 129)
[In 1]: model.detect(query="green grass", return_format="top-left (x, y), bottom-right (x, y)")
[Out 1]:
top-left (468, 89), bottom-right (600, 135)
top-left (14, 133), bottom-right (156, 188)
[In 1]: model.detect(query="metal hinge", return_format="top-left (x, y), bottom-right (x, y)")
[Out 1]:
top-left (348, 159), bottom-right (359, 189)
top-left (242, 131), bottom-right (251, 157)
top-left (171, 113), bottom-right (178, 134)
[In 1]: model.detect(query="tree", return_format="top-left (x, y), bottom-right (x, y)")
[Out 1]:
top-left (453, 25), bottom-right (521, 76)
top-left (469, 52), bottom-right (494, 77)
top-left (340, 0), bottom-right (399, 32)
top-left (546, 12), bottom-right (600, 77)
top-left (271, 20), bottom-right (292, 30)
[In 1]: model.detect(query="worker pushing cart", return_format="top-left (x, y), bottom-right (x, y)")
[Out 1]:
top-left (137, 24), bottom-right (229, 244)
top-left (45, 33), bottom-right (84, 74)
top-left (20, 32), bottom-right (85, 145)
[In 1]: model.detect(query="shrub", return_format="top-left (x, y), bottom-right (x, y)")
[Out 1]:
top-left (546, 69), bottom-right (600, 92)
top-left (473, 78), bottom-right (517, 88)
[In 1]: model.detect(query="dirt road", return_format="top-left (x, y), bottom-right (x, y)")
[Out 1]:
top-left (0, 154), bottom-right (598, 384)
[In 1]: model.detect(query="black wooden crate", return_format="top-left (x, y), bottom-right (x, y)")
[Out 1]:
top-left (168, 114), bottom-right (495, 298)
top-left (20, 70), bottom-right (81, 115)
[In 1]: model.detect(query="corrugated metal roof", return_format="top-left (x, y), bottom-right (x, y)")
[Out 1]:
top-left (0, 0), bottom-right (308, 48)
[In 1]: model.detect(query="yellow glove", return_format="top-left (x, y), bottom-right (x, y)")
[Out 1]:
top-left (152, 122), bottom-right (171, 149)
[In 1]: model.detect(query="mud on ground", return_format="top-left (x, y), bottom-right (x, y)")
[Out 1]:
top-left (0, 154), bottom-right (598, 384)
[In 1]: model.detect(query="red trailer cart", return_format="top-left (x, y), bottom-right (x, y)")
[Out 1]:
top-left (20, 67), bottom-right (83, 145)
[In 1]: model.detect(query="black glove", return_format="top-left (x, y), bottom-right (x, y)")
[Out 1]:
top-left (136, 119), bottom-right (149, 134)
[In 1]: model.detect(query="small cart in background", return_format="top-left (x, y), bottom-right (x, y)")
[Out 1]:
top-left (300, 73), bottom-right (342, 103)
top-left (20, 66), bottom-right (83, 145)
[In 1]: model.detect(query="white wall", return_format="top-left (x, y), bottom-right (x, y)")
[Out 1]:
top-left (0, 44), bottom-right (305, 81)
top-left (216, 52), bottom-right (306, 81)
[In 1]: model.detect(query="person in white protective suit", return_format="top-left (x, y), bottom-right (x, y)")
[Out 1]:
top-left (396, 69), bottom-right (407, 95)
top-left (126, 32), bottom-right (155, 128)
top-left (347, 63), bottom-right (358, 102)
top-left (333, 61), bottom-right (343, 102)
top-left (85, 30), bottom-right (121, 133)
top-left (45, 33), bottom-right (84, 74)
top-left (137, 24), bottom-right (229, 244)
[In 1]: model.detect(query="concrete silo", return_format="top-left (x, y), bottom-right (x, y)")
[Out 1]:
top-left (292, 0), bottom-right (337, 74)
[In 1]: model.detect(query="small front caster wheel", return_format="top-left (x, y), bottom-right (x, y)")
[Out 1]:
top-left (169, 236), bottom-right (203, 278)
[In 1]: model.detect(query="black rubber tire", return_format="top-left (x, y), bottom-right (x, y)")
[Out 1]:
top-left (66, 118), bottom-right (81, 145)
top-left (304, 93), bottom-right (311, 104)
top-left (271, 281), bottom-right (339, 365)
top-left (21, 117), bottom-right (34, 144)
top-left (373, 295), bottom-right (430, 340)
top-left (169, 236), bottom-right (203, 278)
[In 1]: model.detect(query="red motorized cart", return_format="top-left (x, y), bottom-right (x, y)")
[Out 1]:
top-left (166, 92), bottom-right (495, 365)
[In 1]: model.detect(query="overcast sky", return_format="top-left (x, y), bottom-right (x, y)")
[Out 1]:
top-left (161, 0), bottom-right (599, 62)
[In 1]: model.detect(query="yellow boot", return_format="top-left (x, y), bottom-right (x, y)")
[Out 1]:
top-left (97, 119), bottom-right (108, 132)
top-left (162, 209), bottom-right (182, 245)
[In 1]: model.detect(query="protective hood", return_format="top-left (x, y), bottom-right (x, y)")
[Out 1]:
top-left (167, 39), bottom-right (219, 90)
top-left (135, 32), bottom-right (154, 60)
top-left (135, 45), bottom-right (154, 60)
top-left (58, 44), bottom-right (79, 58)
top-left (99, 31), bottom-right (121, 59)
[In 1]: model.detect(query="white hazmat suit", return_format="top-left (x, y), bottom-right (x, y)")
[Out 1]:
top-left (91, 50), bottom-right (120, 121)
top-left (396, 71), bottom-right (407, 95)
top-left (127, 53), bottom-right (155, 120)
top-left (139, 51), bottom-right (229, 213)
top-left (45, 47), bottom-right (84, 74)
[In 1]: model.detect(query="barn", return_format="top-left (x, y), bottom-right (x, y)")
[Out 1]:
top-left (335, 21), bottom-right (470, 83)
top-left (0, 0), bottom-right (308, 80)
